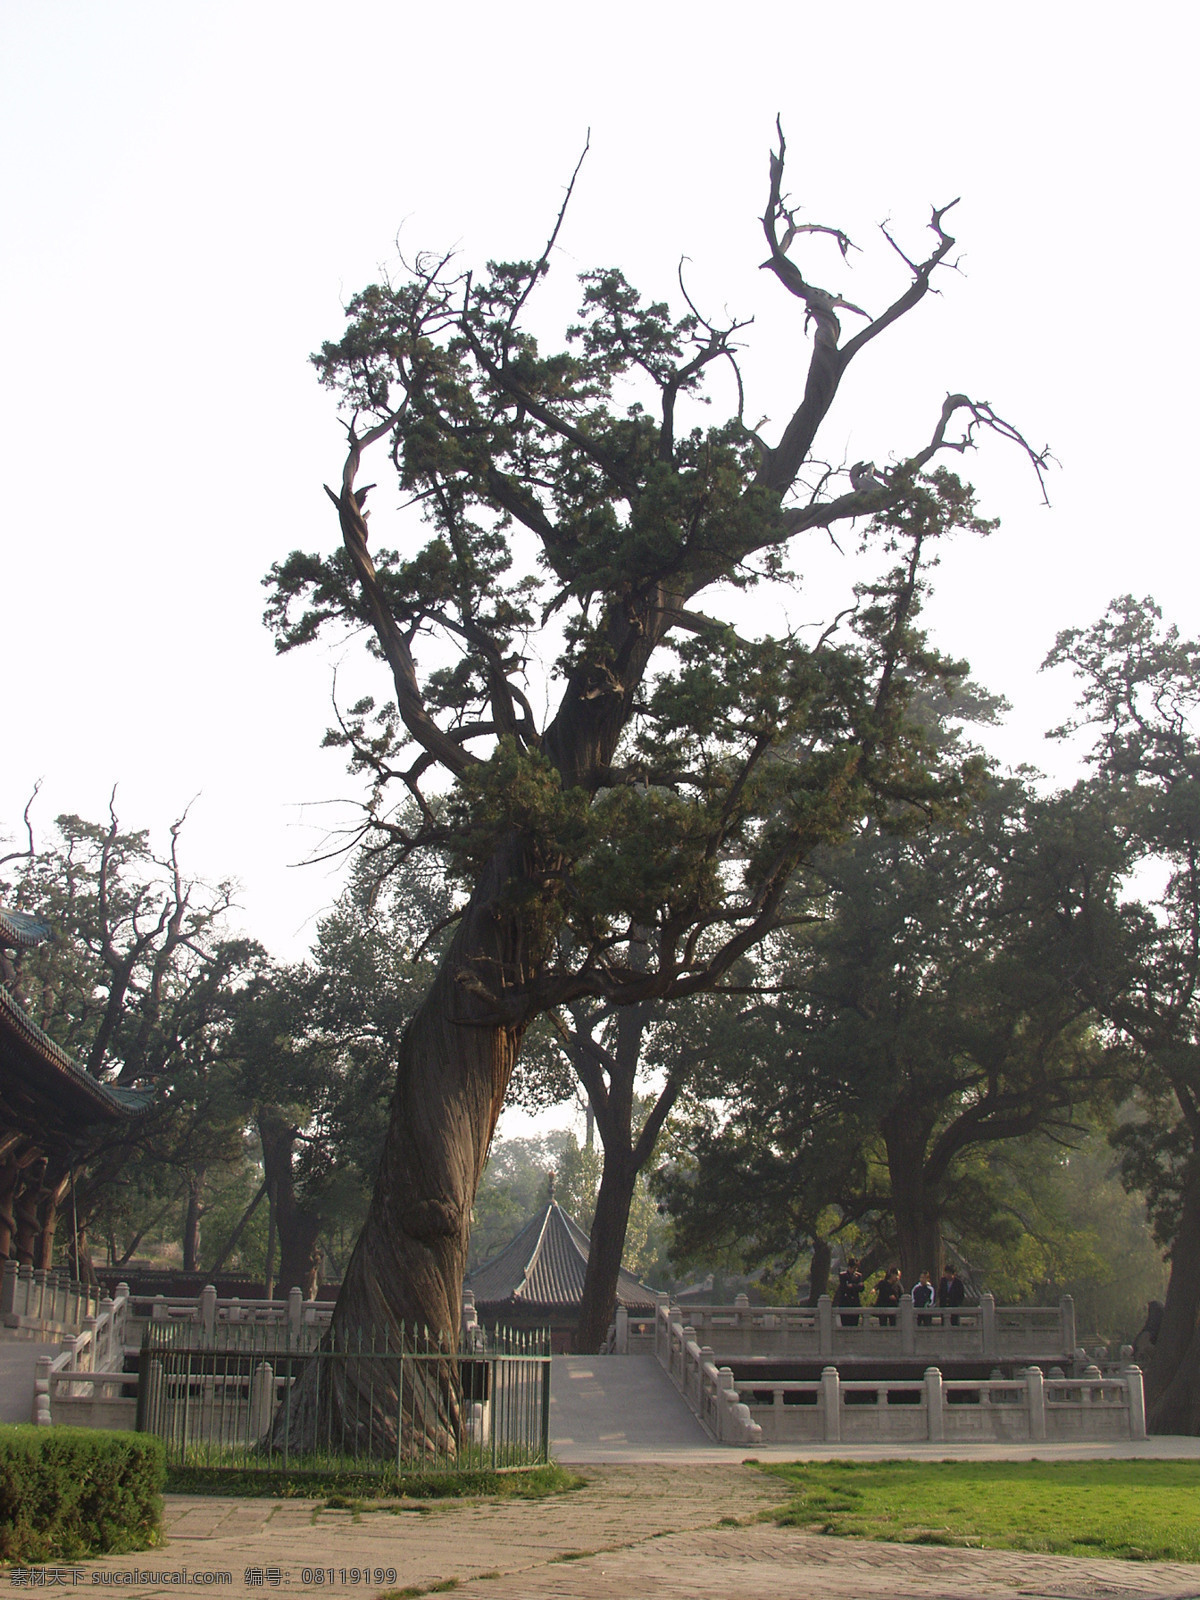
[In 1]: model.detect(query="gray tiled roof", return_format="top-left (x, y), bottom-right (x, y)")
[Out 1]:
top-left (0, 908), bottom-right (53, 949)
top-left (468, 1200), bottom-right (656, 1312)
top-left (0, 984), bottom-right (151, 1121)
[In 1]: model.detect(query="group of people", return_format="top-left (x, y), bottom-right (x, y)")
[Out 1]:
top-left (832, 1260), bottom-right (966, 1325)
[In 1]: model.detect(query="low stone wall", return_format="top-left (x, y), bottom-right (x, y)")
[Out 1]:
top-left (742, 1364), bottom-right (1146, 1445)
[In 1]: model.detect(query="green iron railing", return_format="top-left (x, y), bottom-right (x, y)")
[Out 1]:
top-left (136, 1320), bottom-right (551, 1475)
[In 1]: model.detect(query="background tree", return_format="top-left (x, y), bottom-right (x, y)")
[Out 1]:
top-left (0, 801), bottom-right (259, 1278)
top-left (265, 131), bottom-right (1045, 1449)
top-left (660, 777), bottom-right (1114, 1287)
top-left (222, 853), bottom-right (449, 1296)
top-left (1046, 596), bottom-right (1200, 1432)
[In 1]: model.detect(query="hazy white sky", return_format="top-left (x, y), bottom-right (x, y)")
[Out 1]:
top-left (3, 0), bottom-right (1197, 979)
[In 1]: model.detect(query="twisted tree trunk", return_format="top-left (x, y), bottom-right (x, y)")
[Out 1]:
top-left (278, 843), bottom-right (535, 1454)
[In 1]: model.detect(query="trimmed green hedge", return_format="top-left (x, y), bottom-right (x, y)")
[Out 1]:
top-left (0, 1426), bottom-right (165, 1563)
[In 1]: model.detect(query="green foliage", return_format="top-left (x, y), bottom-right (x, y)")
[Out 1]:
top-left (954, 1132), bottom-right (1165, 1339)
top-left (659, 776), bottom-right (1117, 1282)
top-left (264, 192), bottom-right (1009, 1021)
top-left (221, 852), bottom-right (450, 1266)
top-left (0, 1426), bottom-right (164, 1562)
top-left (759, 1459), bottom-right (1200, 1561)
top-left (0, 806), bottom-right (264, 1269)
top-left (1046, 598), bottom-right (1200, 1266)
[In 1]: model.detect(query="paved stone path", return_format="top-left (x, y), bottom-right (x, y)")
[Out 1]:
top-left (550, 1353), bottom-right (710, 1455)
top-left (21, 1463), bottom-right (1198, 1600)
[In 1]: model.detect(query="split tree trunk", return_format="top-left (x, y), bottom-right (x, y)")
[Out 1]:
top-left (575, 1149), bottom-right (636, 1352)
top-left (258, 1113), bottom-right (324, 1298)
top-left (807, 1239), bottom-right (833, 1306)
top-left (882, 1111), bottom-right (943, 1285)
top-left (182, 1169), bottom-right (205, 1274)
top-left (1145, 1158), bottom-right (1200, 1434)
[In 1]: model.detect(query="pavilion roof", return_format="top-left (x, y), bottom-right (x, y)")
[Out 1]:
top-left (468, 1198), bottom-right (656, 1314)
top-left (0, 908), bottom-right (53, 949)
top-left (0, 984), bottom-right (152, 1128)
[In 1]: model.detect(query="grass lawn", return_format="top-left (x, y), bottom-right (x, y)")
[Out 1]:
top-left (757, 1459), bottom-right (1200, 1562)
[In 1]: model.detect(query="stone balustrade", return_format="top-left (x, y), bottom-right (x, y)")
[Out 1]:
top-left (734, 1362), bottom-right (1145, 1445)
top-left (659, 1306), bottom-right (762, 1444)
top-left (653, 1291), bottom-right (1077, 1364)
top-left (130, 1284), bottom-right (333, 1342)
top-left (32, 1282), bottom-right (133, 1428)
top-left (1, 1260), bottom-right (101, 1337)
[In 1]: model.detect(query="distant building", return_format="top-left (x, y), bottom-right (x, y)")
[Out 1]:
top-left (0, 908), bottom-right (148, 1269)
top-left (467, 1196), bottom-right (656, 1352)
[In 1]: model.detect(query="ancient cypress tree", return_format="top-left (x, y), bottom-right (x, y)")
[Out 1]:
top-left (1047, 598), bottom-right (1200, 1433)
top-left (264, 127), bottom-right (1044, 1449)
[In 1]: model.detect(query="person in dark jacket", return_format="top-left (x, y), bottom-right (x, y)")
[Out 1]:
top-left (874, 1265), bottom-right (902, 1327)
top-left (939, 1264), bottom-right (966, 1326)
top-left (834, 1257), bottom-right (865, 1326)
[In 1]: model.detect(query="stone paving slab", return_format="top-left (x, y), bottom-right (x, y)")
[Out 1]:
top-left (16, 1463), bottom-right (1199, 1600)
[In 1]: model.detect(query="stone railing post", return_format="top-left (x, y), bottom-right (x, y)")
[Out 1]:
top-left (288, 1286), bottom-right (303, 1336)
top-left (818, 1294), bottom-right (833, 1355)
top-left (615, 1306), bottom-right (629, 1354)
top-left (821, 1365), bottom-right (841, 1443)
top-left (80, 1318), bottom-right (98, 1372)
top-left (32, 1354), bottom-right (53, 1425)
top-left (682, 1327), bottom-right (698, 1405)
top-left (250, 1361), bottom-right (275, 1438)
top-left (1060, 1295), bottom-right (1076, 1357)
top-left (0, 1258), bottom-right (17, 1317)
top-left (1124, 1364), bottom-right (1146, 1439)
top-left (152, 1294), bottom-right (167, 1322)
top-left (1026, 1364), bottom-right (1046, 1441)
top-left (925, 1365), bottom-right (944, 1442)
top-left (18, 1263), bottom-right (33, 1317)
top-left (98, 1297), bottom-right (115, 1367)
top-left (899, 1294), bottom-right (915, 1356)
top-left (981, 1293), bottom-right (997, 1360)
top-left (33, 1267), bottom-right (48, 1320)
top-left (114, 1284), bottom-right (129, 1352)
top-left (199, 1284), bottom-right (217, 1338)
top-left (715, 1365), bottom-right (734, 1439)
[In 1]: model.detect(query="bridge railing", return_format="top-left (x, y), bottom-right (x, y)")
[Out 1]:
top-left (731, 1363), bottom-right (1145, 1445)
top-left (2, 1261), bottom-right (101, 1337)
top-left (32, 1283), bottom-right (132, 1427)
top-left (653, 1291), bottom-right (1077, 1363)
top-left (651, 1296), bottom-right (1144, 1445)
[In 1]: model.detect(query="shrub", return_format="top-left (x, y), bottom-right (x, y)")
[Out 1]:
top-left (0, 1426), bottom-right (164, 1562)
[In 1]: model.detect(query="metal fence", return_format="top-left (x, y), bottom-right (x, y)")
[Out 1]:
top-left (135, 1320), bottom-right (551, 1475)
